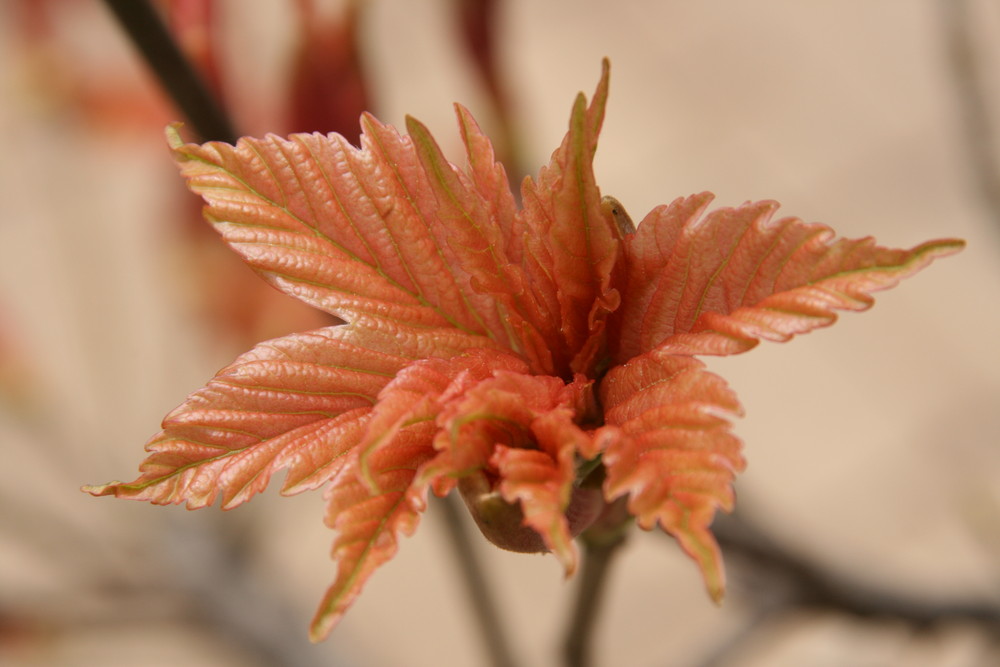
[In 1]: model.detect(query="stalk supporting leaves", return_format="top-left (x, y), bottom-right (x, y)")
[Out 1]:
top-left (563, 497), bottom-right (631, 667)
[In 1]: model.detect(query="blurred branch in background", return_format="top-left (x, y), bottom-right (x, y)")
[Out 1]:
top-left (159, 513), bottom-right (350, 667)
top-left (101, 0), bottom-right (237, 143)
top-left (696, 512), bottom-right (1000, 666)
top-left (941, 0), bottom-right (1000, 234)
top-left (1, 402), bottom-right (339, 667)
top-left (437, 496), bottom-right (519, 667)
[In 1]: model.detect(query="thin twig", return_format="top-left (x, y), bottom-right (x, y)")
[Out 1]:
top-left (562, 498), bottom-right (631, 667)
top-left (437, 494), bottom-right (520, 667)
top-left (688, 511), bottom-right (1000, 666)
top-left (101, 0), bottom-right (237, 143)
top-left (162, 514), bottom-right (347, 667)
top-left (562, 538), bottom-right (624, 667)
top-left (940, 0), bottom-right (1000, 232)
top-left (713, 512), bottom-right (1000, 628)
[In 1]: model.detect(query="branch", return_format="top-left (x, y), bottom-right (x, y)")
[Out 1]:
top-left (562, 498), bottom-right (631, 667)
top-left (714, 513), bottom-right (1000, 626)
top-left (101, 0), bottom-right (237, 143)
top-left (694, 512), bottom-right (1000, 667)
top-left (437, 494), bottom-right (520, 667)
top-left (160, 514), bottom-right (341, 667)
top-left (940, 0), bottom-right (1000, 232)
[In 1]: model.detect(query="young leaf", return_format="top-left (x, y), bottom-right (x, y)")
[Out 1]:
top-left (311, 420), bottom-right (436, 641)
top-left (455, 105), bottom-right (519, 257)
top-left (425, 370), bottom-right (594, 572)
top-left (491, 443), bottom-right (578, 574)
top-left (356, 348), bottom-right (528, 490)
top-left (406, 112), bottom-right (558, 374)
top-left (82, 321), bottom-right (489, 508)
top-left (312, 353), bottom-right (589, 638)
top-left (598, 352), bottom-right (744, 602)
top-left (517, 58), bottom-right (623, 375)
top-left (168, 121), bottom-right (504, 340)
top-left (418, 370), bottom-right (590, 498)
top-left (612, 193), bottom-right (965, 360)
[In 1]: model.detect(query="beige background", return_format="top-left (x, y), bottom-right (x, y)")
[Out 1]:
top-left (1, 1), bottom-right (998, 665)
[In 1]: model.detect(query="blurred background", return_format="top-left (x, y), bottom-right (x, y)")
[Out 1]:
top-left (1, 1), bottom-right (999, 665)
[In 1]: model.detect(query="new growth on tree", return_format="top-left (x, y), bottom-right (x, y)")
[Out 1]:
top-left (84, 60), bottom-right (963, 641)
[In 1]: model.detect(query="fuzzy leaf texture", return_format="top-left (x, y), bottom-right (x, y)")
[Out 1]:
top-left (85, 59), bottom-right (964, 640)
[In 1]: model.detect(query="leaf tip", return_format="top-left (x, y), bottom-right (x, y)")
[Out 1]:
top-left (590, 57), bottom-right (611, 120)
top-left (886, 236), bottom-right (966, 282)
top-left (165, 123), bottom-right (185, 150)
top-left (560, 544), bottom-right (580, 579)
top-left (358, 111), bottom-right (382, 138)
top-left (308, 613), bottom-right (336, 643)
top-left (80, 482), bottom-right (117, 497)
top-left (709, 581), bottom-right (726, 606)
top-left (453, 102), bottom-right (474, 124)
top-left (690, 530), bottom-right (727, 605)
top-left (921, 237), bottom-right (966, 258)
top-left (403, 114), bottom-right (426, 137)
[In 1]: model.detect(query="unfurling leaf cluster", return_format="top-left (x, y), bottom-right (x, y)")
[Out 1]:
top-left (84, 60), bottom-right (963, 640)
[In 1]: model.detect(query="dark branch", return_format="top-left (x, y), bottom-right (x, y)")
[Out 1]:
top-left (101, 0), bottom-right (237, 143)
top-left (713, 512), bottom-right (1000, 626)
top-left (693, 512), bottom-right (1000, 666)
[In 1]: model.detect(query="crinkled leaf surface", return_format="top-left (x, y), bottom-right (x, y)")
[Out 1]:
top-left (427, 371), bottom-right (593, 572)
top-left (408, 111), bottom-right (557, 374)
top-left (83, 321), bottom-right (500, 641)
top-left (522, 65), bottom-right (623, 375)
top-left (491, 444), bottom-right (578, 573)
top-left (612, 192), bottom-right (965, 361)
top-left (598, 353), bottom-right (744, 602)
top-left (357, 348), bottom-right (528, 489)
top-left (82, 321), bottom-right (489, 508)
top-left (84, 326), bottom-right (388, 508)
top-left (312, 419), bottom-right (435, 641)
top-left (87, 59), bottom-right (965, 640)
top-left (168, 119), bottom-right (504, 340)
top-left (419, 369), bottom-right (588, 492)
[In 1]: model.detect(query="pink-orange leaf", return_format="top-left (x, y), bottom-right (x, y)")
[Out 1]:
top-left (82, 322), bottom-right (485, 508)
top-left (357, 348), bottom-right (528, 490)
top-left (613, 193), bottom-right (965, 360)
top-left (408, 111), bottom-right (558, 374)
top-left (418, 370), bottom-right (591, 496)
top-left (599, 352), bottom-right (744, 602)
top-left (311, 420), bottom-right (435, 641)
top-left (518, 58), bottom-right (623, 375)
top-left (168, 120), bottom-right (502, 340)
top-left (423, 370), bottom-right (594, 572)
top-left (491, 443), bottom-right (578, 574)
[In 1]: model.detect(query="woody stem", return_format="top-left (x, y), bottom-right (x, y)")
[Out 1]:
top-left (439, 494), bottom-right (519, 667)
top-left (562, 498), bottom-right (630, 667)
